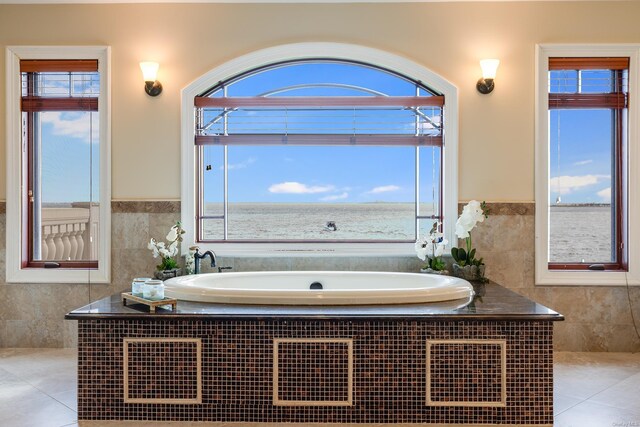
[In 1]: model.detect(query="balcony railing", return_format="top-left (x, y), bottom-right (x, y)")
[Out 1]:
top-left (38, 203), bottom-right (99, 261)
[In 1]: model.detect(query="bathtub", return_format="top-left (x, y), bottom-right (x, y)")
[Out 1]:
top-left (163, 271), bottom-right (474, 305)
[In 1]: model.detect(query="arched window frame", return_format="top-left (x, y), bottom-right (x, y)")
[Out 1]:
top-left (181, 43), bottom-right (458, 256)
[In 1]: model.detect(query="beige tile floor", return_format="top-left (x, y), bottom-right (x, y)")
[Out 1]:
top-left (0, 349), bottom-right (639, 427)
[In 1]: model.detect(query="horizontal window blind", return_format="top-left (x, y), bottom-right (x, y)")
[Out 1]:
top-left (194, 95), bottom-right (443, 147)
top-left (549, 57), bottom-right (629, 71)
top-left (20, 59), bottom-right (98, 73)
top-left (21, 60), bottom-right (99, 112)
top-left (549, 57), bottom-right (628, 110)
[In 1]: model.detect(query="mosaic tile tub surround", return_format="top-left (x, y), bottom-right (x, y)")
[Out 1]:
top-left (76, 318), bottom-right (556, 425)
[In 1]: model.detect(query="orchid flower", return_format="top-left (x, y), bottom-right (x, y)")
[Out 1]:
top-left (148, 222), bottom-right (186, 271)
top-left (415, 222), bottom-right (448, 271)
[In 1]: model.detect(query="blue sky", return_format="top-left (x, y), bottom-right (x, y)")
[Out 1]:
top-left (33, 70), bottom-right (100, 205)
top-left (40, 111), bottom-right (99, 204)
top-left (549, 109), bottom-right (612, 204)
top-left (201, 61), bottom-right (441, 206)
top-left (548, 69), bottom-right (618, 205)
top-left (202, 145), bottom-right (441, 206)
top-left (39, 64), bottom-right (616, 207)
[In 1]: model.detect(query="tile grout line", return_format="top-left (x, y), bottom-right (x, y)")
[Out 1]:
top-left (12, 376), bottom-right (78, 413)
top-left (553, 368), bottom-right (640, 416)
top-left (2, 362), bottom-right (78, 413)
top-left (579, 371), bottom-right (640, 415)
top-left (553, 396), bottom-right (587, 417)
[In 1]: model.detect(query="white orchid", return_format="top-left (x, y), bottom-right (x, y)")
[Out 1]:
top-left (415, 222), bottom-right (448, 271)
top-left (451, 200), bottom-right (489, 272)
top-left (415, 239), bottom-right (429, 261)
top-left (169, 240), bottom-right (178, 256)
top-left (455, 200), bottom-right (487, 239)
top-left (148, 222), bottom-right (185, 271)
top-left (147, 238), bottom-right (160, 258)
top-left (166, 226), bottom-right (178, 242)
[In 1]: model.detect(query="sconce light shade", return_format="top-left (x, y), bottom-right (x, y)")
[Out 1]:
top-left (477, 59), bottom-right (500, 94)
top-left (139, 61), bottom-right (163, 97)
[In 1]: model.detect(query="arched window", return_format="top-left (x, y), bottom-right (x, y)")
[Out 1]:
top-left (182, 44), bottom-right (458, 254)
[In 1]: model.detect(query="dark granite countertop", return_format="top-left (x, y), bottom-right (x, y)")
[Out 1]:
top-left (65, 281), bottom-right (564, 321)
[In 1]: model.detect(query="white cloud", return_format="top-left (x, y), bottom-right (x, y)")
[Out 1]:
top-left (549, 175), bottom-right (609, 195)
top-left (225, 157), bottom-right (256, 170)
top-left (573, 159), bottom-right (593, 166)
top-left (366, 185), bottom-right (401, 194)
top-left (320, 192), bottom-right (349, 201)
top-left (597, 187), bottom-right (611, 201)
top-left (269, 181), bottom-right (334, 194)
top-left (40, 111), bottom-right (99, 142)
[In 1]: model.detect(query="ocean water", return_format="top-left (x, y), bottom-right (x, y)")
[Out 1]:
top-left (203, 203), bottom-right (437, 241)
top-left (549, 205), bottom-right (613, 263)
top-left (203, 204), bottom-right (614, 263)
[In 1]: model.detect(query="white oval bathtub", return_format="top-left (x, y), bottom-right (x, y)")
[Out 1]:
top-left (163, 271), bottom-right (474, 305)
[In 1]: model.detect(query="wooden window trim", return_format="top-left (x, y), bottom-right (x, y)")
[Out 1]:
top-left (548, 62), bottom-right (628, 272)
top-left (194, 95), bottom-right (444, 108)
top-left (195, 134), bottom-right (442, 147)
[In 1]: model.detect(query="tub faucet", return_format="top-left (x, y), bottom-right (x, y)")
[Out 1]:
top-left (194, 248), bottom-right (217, 274)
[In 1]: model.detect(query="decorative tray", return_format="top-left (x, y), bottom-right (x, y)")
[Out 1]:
top-left (121, 292), bottom-right (177, 313)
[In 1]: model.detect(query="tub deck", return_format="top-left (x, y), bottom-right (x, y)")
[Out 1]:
top-left (66, 281), bottom-right (562, 426)
top-left (67, 281), bottom-right (561, 321)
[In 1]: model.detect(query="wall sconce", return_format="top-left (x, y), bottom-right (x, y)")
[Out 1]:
top-left (140, 61), bottom-right (163, 97)
top-left (476, 59), bottom-right (500, 94)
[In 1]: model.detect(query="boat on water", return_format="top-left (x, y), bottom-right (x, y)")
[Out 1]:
top-left (324, 221), bottom-right (338, 231)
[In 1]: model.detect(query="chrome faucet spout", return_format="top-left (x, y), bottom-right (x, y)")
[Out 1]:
top-left (194, 249), bottom-right (217, 274)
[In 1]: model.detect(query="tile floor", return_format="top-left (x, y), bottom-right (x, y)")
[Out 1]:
top-left (0, 348), bottom-right (639, 427)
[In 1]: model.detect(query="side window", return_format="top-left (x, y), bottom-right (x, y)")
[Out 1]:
top-left (21, 60), bottom-right (101, 268)
top-left (547, 57), bottom-right (628, 271)
top-left (6, 47), bottom-right (110, 283)
top-left (535, 45), bottom-right (640, 286)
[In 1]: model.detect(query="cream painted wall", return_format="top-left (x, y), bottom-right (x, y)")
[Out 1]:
top-left (1, 2), bottom-right (640, 201)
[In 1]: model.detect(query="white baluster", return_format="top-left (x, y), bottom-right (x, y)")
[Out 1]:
top-left (53, 226), bottom-right (64, 261)
top-left (76, 224), bottom-right (86, 260)
top-left (41, 225), bottom-right (51, 260)
top-left (61, 225), bottom-right (71, 261)
top-left (41, 238), bottom-right (48, 260)
top-left (46, 233), bottom-right (57, 260)
top-left (68, 224), bottom-right (79, 260)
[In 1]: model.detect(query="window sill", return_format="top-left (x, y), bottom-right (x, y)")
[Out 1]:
top-left (5, 266), bottom-right (110, 284)
top-left (190, 242), bottom-right (417, 258)
top-left (535, 268), bottom-right (640, 286)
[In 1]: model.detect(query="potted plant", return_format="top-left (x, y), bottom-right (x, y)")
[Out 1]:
top-left (415, 221), bottom-right (449, 274)
top-left (147, 221), bottom-right (186, 280)
top-left (451, 200), bottom-right (490, 281)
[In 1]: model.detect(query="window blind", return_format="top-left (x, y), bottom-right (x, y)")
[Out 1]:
top-left (193, 95), bottom-right (444, 147)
